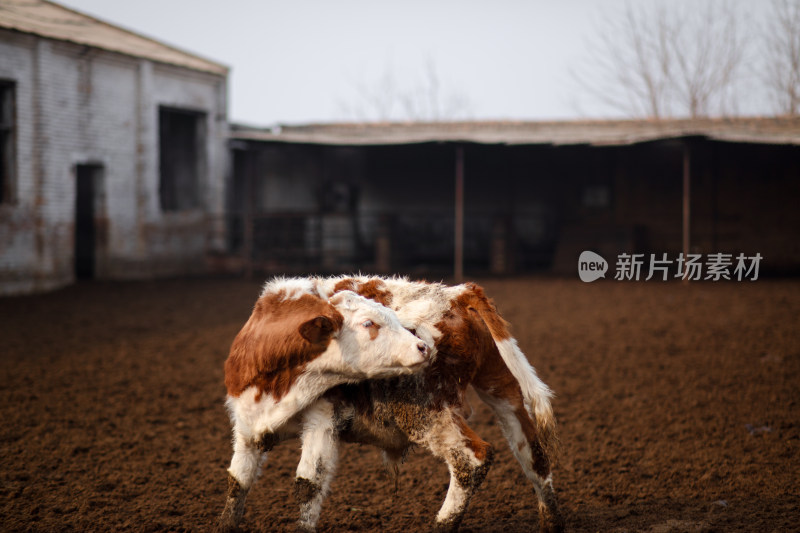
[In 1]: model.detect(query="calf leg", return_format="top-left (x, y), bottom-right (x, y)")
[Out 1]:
top-left (295, 401), bottom-right (340, 533)
top-left (419, 411), bottom-right (494, 533)
top-left (476, 388), bottom-right (564, 533)
top-left (218, 428), bottom-right (269, 532)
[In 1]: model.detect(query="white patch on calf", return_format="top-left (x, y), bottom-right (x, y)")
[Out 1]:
top-left (382, 277), bottom-right (458, 322)
top-left (227, 420), bottom-right (266, 489)
top-left (296, 400), bottom-right (340, 531)
top-left (297, 400), bottom-right (338, 480)
top-left (228, 385), bottom-right (293, 437)
top-left (436, 470), bottom-right (470, 524)
top-left (260, 276), bottom-right (317, 300)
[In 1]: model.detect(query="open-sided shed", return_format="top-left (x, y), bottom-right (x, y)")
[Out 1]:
top-left (228, 117), bottom-right (800, 279)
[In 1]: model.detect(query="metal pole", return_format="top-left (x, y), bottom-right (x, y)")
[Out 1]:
top-left (243, 150), bottom-right (254, 280)
top-left (682, 142), bottom-right (691, 281)
top-left (454, 145), bottom-right (464, 282)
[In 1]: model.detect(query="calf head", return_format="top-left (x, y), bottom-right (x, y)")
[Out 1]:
top-left (324, 290), bottom-right (431, 378)
top-left (225, 289), bottom-right (429, 403)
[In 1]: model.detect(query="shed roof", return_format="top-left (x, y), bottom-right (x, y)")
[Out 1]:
top-left (0, 0), bottom-right (228, 76)
top-left (230, 116), bottom-right (800, 147)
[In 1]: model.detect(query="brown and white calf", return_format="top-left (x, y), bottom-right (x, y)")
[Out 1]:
top-left (218, 278), bottom-right (431, 531)
top-left (219, 276), bottom-right (563, 533)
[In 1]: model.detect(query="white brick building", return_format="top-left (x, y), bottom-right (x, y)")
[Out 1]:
top-left (0, 0), bottom-right (229, 295)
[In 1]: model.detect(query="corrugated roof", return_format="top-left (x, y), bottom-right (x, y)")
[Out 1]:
top-left (0, 0), bottom-right (227, 76)
top-left (230, 117), bottom-right (800, 147)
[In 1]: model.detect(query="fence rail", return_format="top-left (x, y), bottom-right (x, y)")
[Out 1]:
top-left (224, 210), bottom-right (556, 275)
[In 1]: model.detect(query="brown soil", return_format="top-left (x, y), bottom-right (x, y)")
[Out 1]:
top-left (1, 277), bottom-right (798, 532)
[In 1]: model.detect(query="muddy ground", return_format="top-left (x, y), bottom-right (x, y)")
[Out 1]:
top-left (1, 277), bottom-right (798, 532)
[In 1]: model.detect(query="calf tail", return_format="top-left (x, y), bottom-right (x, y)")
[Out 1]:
top-left (494, 336), bottom-right (558, 459)
top-left (465, 284), bottom-right (559, 461)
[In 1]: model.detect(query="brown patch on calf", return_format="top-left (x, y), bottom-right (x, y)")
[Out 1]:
top-left (355, 279), bottom-right (394, 307)
top-left (453, 415), bottom-right (491, 462)
top-left (332, 278), bottom-right (356, 294)
top-left (471, 339), bottom-right (524, 403)
top-left (332, 278), bottom-right (394, 308)
top-left (461, 283), bottom-right (512, 340)
top-left (366, 322), bottom-right (381, 340)
top-left (427, 290), bottom-right (500, 407)
top-left (224, 291), bottom-right (344, 400)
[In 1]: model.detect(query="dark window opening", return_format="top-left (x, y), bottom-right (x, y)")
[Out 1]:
top-left (159, 107), bottom-right (206, 211)
top-left (0, 80), bottom-right (16, 204)
top-left (75, 164), bottom-right (103, 279)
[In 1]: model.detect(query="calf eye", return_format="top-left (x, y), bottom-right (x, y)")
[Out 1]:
top-left (361, 320), bottom-right (374, 328)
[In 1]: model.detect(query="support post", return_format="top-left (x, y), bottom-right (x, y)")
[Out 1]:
top-left (682, 142), bottom-right (691, 281)
top-left (454, 145), bottom-right (464, 282)
top-left (243, 151), bottom-right (254, 280)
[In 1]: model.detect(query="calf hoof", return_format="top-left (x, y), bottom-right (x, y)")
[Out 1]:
top-left (217, 474), bottom-right (247, 533)
top-left (217, 505), bottom-right (246, 533)
top-left (432, 518), bottom-right (461, 533)
top-left (538, 503), bottom-right (565, 533)
top-left (215, 514), bottom-right (244, 533)
top-left (296, 522), bottom-right (316, 533)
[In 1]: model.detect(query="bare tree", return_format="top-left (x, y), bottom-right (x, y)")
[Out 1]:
top-left (337, 58), bottom-right (472, 122)
top-left (337, 65), bottom-right (402, 122)
top-left (574, 1), bottom-right (747, 118)
top-left (763, 0), bottom-right (800, 115)
top-left (398, 59), bottom-right (472, 121)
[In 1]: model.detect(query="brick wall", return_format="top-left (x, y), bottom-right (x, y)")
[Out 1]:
top-left (0, 29), bottom-right (228, 295)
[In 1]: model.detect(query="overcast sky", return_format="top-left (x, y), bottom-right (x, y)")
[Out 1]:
top-left (58, 0), bottom-right (772, 126)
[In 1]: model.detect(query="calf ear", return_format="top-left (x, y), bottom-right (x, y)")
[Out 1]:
top-left (329, 290), bottom-right (355, 309)
top-left (299, 316), bottom-right (337, 344)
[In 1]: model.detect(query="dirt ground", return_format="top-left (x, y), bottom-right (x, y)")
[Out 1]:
top-left (1, 276), bottom-right (798, 532)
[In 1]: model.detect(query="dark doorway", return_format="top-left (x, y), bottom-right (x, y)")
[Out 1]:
top-left (228, 147), bottom-right (250, 253)
top-left (159, 106), bottom-right (205, 211)
top-left (0, 80), bottom-right (16, 204)
top-left (75, 164), bottom-right (102, 279)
